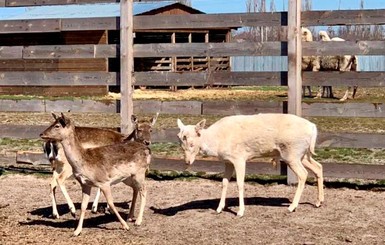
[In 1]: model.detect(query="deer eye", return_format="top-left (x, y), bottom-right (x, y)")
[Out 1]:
top-left (54, 124), bottom-right (60, 128)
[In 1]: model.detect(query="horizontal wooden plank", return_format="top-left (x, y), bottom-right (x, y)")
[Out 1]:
top-left (2, 123), bottom-right (385, 150)
top-left (0, 19), bottom-right (60, 33)
top-left (303, 72), bottom-right (385, 87)
top-left (61, 17), bottom-right (118, 31)
top-left (303, 41), bottom-right (385, 56)
top-left (0, 10), bottom-right (384, 33)
top-left (302, 9), bottom-right (385, 26)
top-left (12, 151), bottom-right (385, 180)
top-left (134, 42), bottom-right (287, 57)
top-left (0, 72), bottom-right (117, 86)
top-left (4, 0), bottom-right (116, 6)
top-left (0, 58), bottom-right (107, 72)
top-left (0, 100), bottom-right (45, 112)
top-left (134, 12), bottom-right (287, 30)
top-left (202, 101), bottom-right (284, 115)
top-left (317, 132), bottom-right (385, 148)
top-left (302, 102), bottom-right (385, 118)
top-left (24, 44), bottom-right (117, 59)
top-left (135, 71), bottom-right (288, 86)
top-left (0, 46), bottom-right (23, 59)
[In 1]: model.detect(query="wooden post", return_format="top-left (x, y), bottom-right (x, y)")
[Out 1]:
top-left (120, 0), bottom-right (134, 134)
top-left (287, 0), bottom-right (302, 184)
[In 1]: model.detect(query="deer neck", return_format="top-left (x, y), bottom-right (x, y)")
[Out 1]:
top-left (199, 128), bottom-right (218, 157)
top-left (60, 131), bottom-right (87, 172)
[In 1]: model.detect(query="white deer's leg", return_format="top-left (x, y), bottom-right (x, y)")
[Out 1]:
top-left (340, 87), bottom-right (350, 101)
top-left (302, 156), bottom-right (324, 207)
top-left (217, 162), bottom-right (234, 214)
top-left (100, 185), bottom-right (129, 231)
top-left (128, 189), bottom-right (138, 222)
top-left (287, 160), bottom-right (308, 212)
top-left (135, 185), bottom-right (146, 226)
top-left (73, 185), bottom-right (91, 237)
top-left (50, 172), bottom-right (59, 219)
top-left (91, 188), bottom-right (101, 213)
top-left (57, 169), bottom-right (76, 217)
top-left (233, 160), bottom-right (246, 217)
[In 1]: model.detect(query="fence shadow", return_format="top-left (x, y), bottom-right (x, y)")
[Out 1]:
top-left (150, 196), bottom-right (290, 216)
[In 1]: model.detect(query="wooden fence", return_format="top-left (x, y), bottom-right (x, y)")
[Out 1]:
top-left (1, 1), bottom-right (385, 180)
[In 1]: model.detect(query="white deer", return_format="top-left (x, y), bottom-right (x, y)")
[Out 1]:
top-left (40, 113), bottom-right (151, 236)
top-left (177, 113), bottom-right (324, 216)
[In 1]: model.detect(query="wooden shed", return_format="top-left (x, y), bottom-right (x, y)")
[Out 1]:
top-left (0, 1), bottom-right (232, 96)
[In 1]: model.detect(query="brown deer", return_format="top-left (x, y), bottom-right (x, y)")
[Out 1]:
top-left (40, 113), bottom-right (151, 236)
top-left (43, 113), bottom-right (158, 220)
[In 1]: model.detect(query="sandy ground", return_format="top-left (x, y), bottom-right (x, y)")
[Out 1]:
top-left (1, 174), bottom-right (385, 245)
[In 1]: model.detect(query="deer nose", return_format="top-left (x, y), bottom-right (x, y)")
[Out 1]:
top-left (143, 140), bottom-right (151, 146)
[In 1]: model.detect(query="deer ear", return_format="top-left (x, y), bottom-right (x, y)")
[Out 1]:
top-left (177, 119), bottom-right (184, 130)
top-left (59, 113), bottom-right (71, 127)
top-left (195, 119), bottom-right (206, 136)
top-left (52, 113), bottom-right (58, 120)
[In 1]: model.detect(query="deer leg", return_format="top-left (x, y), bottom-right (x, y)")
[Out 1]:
top-left (340, 87), bottom-right (350, 101)
top-left (50, 172), bottom-right (60, 219)
top-left (56, 168), bottom-right (76, 217)
top-left (287, 160), bottom-right (308, 212)
top-left (73, 185), bottom-right (91, 237)
top-left (302, 155), bottom-right (324, 207)
top-left (100, 185), bottom-right (129, 231)
top-left (233, 160), bottom-right (246, 217)
top-left (91, 188), bottom-right (101, 213)
top-left (216, 162), bottom-right (234, 214)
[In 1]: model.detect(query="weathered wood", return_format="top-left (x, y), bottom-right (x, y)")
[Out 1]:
top-left (0, 59), bottom-right (107, 72)
top-left (303, 72), bottom-right (385, 87)
top-left (302, 9), bottom-right (385, 26)
top-left (12, 150), bottom-right (385, 180)
top-left (286, 0), bottom-right (302, 184)
top-left (317, 132), bottom-right (385, 148)
top-left (0, 19), bottom-right (60, 33)
top-left (61, 17), bottom-right (118, 31)
top-left (134, 42), bottom-right (287, 58)
top-left (4, 0), bottom-right (118, 6)
top-left (303, 102), bottom-right (385, 118)
top-left (0, 46), bottom-right (23, 59)
top-left (3, 123), bottom-right (385, 150)
top-left (0, 72), bottom-right (117, 86)
top-left (46, 99), bottom-right (118, 113)
top-left (202, 101), bottom-right (284, 115)
top-left (22, 45), bottom-right (117, 59)
top-left (0, 100), bottom-right (45, 112)
top-left (0, 10), bottom-right (384, 33)
top-left (134, 12), bottom-right (287, 30)
top-left (303, 41), bottom-right (385, 56)
top-left (120, 0), bottom-right (134, 134)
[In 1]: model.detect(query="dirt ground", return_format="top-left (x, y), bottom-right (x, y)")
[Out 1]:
top-left (1, 174), bottom-right (385, 245)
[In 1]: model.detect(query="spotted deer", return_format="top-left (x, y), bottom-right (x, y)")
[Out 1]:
top-left (40, 113), bottom-right (151, 236)
top-left (43, 113), bottom-right (158, 219)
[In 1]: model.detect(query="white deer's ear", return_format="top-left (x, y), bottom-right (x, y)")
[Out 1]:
top-left (195, 119), bottom-right (206, 135)
top-left (177, 119), bottom-right (184, 130)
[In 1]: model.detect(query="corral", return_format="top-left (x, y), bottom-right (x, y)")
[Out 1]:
top-left (0, 0), bottom-right (385, 244)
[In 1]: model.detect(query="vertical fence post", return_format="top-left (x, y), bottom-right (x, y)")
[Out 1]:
top-left (120, 0), bottom-right (134, 134)
top-left (287, 0), bottom-right (302, 184)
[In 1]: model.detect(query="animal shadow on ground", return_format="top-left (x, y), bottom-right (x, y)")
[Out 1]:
top-left (22, 202), bottom-right (130, 230)
top-left (150, 196), bottom-right (290, 216)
